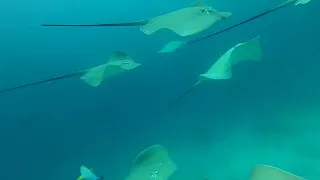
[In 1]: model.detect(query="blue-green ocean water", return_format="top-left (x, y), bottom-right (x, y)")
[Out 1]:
top-left (0, 0), bottom-right (319, 180)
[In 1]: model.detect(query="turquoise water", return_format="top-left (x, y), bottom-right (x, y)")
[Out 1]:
top-left (0, 0), bottom-right (319, 180)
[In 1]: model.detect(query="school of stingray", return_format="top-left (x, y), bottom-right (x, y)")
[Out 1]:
top-left (0, 0), bottom-right (314, 179)
top-left (0, 0), bottom-right (311, 109)
top-left (76, 144), bottom-right (308, 180)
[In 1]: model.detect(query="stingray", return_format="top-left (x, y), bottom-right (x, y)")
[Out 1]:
top-left (159, 0), bottom-right (311, 53)
top-left (0, 51), bottom-right (141, 94)
top-left (126, 145), bottom-right (177, 180)
top-left (250, 164), bottom-right (305, 180)
top-left (41, 1), bottom-right (231, 37)
top-left (78, 165), bottom-right (104, 180)
top-left (167, 36), bottom-right (262, 108)
top-left (77, 167), bottom-right (94, 180)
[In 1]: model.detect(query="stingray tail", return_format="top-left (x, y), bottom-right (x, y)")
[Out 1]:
top-left (0, 72), bottom-right (83, 94)
top-left (167, 81), bottom-right (200, 108)
top-left (41, 20), bottom-right (149, 27)
top-left (188, 0), bottom-right (300, 45)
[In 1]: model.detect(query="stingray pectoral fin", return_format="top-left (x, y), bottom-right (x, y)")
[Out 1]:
top-left (230, 36), bottom-right (262, 65)
top-left (158, 41), bottom-right (187, 53)
top-left (219, 12), bottom-right (232, 19)
top-left (189, 0), bottom-right (208, 7)
top-left (80, 166), bottom-right (98, 180)
top-left (294, 0), bottom-right (311, 5)
top-left (41, 20), bottom-right (149, 27)
top-left (77, 175), bottom-right (84, 180)
top-left (250, 165), bottom-right (305, 180)
top-left (77, 167), bottom-right (95, 180)
top-left (80, 65), bottom-right (108, 87)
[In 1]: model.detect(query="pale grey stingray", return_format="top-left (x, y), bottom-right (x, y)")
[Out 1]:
top-left (0, 51), bottom-right (141, 93)
top-left (80, 51), bottom-right (141, 87)
top-left (42, 1), bottom-right (232, 37)
top-left (140, 0), bottom-right (232, 36)
top-left (250, 165), bottom-right (305, 180)
top-left (126, 145), bottom-right (177, 180)
top-left (167, 36), bottom-right (262, 108)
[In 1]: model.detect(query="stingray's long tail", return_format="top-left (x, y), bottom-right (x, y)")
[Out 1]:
top-left (188, 0), bottom-right (297, 44)
top-left (167, 81), bottom-right (200, 108)
top-left (41, 20), bottom-right (149, 27)
top-left (0, 72), bottom-right (83, 93)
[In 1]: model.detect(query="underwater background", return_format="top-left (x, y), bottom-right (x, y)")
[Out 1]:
top-left (0, 0), bottom-right (319, 179)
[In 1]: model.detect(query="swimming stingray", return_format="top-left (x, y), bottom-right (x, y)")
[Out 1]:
top-left (250, 164), bottom-right (305, 180)
top-left (167, 36), bottom-right (262, 108)
top-left (159, 0), bottom-right (311, 53)
top-left (77, 166), bottom-right (95, 180)
top-left (126, 145), bottom-right (177, 180)
top-left (78, 165), bottom-right (104, 180)
top-left (41, 1), bottom-right (232, 37)
top-left (0, 51), bottom-right (141, 94)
